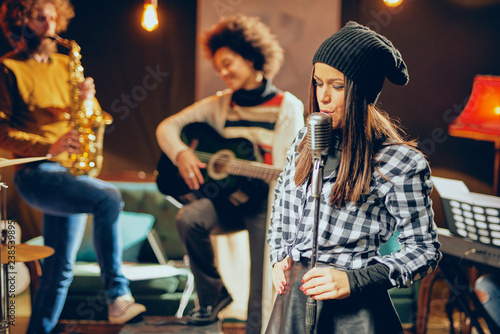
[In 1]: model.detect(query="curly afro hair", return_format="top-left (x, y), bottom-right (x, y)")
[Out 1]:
top-left (200, 14), bottom-right (284, 79)
top-left (0, 0), bottom-right (74, 47)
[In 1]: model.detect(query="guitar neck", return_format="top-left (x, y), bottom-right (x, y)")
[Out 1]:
top-left (228, 160), bottom-right (282, 183)
top-left (194, 150), bottom-right (282, 183)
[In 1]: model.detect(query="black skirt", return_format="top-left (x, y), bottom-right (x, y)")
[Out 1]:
top-left (265, 260), bottom-right (405, 334)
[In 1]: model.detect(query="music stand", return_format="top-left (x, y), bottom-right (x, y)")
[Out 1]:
top-left (432, 176), bottom-right (500, 248)
top-left (432, 176), bottom-right (500, 333)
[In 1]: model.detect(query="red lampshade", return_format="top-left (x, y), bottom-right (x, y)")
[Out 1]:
top-left (449, 75), bottom-right (500, 194)
top-left (449, 75), bottom-right (500, 142)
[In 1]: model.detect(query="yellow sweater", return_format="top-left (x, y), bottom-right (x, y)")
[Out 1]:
top-left (0, 53), bottom-right (97, 158)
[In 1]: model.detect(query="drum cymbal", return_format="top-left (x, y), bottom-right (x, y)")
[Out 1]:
top-left (1, 244), bottom-right (55, 264)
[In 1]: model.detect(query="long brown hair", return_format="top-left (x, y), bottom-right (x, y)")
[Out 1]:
top-left (294, 66), bottom-right (417, 206)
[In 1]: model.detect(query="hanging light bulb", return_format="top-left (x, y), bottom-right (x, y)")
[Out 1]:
top-left (383, 0), bottom-right (403, 7)
top-left (142, 0), bottom-right (158, 32)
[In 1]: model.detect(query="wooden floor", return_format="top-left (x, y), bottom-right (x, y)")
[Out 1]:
top-left (8, 282), bottom-right (491, 334)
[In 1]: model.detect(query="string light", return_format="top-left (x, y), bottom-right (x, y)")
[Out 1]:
top-left (142, 0), bottom-right (158, 32)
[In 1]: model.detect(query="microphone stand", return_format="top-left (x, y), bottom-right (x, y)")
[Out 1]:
top-left (305, 157), bottom-right (325, 334)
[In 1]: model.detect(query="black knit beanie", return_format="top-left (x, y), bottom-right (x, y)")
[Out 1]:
top-left (313, 21), bottom-right (409, 104)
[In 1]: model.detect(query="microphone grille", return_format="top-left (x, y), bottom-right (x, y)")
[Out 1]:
top-left (307, 112), bottom-right (332, 157)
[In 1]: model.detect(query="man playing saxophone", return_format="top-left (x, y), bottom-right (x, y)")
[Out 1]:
top-left (0, 1), bottom-right (146, 333)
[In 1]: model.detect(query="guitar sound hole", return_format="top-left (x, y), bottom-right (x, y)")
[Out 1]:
top-left (213, 161), bottom-right (226, 173)
top-left (208, 149), bottom-right (234, 180)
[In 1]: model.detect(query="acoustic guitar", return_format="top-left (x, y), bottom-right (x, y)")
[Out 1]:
top-left (156, 123), bottom-right (283, 204)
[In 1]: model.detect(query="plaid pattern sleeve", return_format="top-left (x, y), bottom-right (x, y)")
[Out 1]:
top-left (369, 144), bottom-right (442, 288)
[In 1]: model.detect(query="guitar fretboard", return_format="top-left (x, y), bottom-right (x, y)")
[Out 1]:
top-left (194, 151), bottom-right (282, 183)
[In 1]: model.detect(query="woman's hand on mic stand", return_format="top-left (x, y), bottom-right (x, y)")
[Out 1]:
top-left (301, 267), bottom-right (350, 300)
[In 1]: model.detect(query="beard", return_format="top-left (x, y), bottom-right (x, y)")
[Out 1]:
top-left (36, 37), bottom-right (58, 57)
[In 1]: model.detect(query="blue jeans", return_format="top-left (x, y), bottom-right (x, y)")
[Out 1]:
top-left (15, 161), bottom-right (131, 334)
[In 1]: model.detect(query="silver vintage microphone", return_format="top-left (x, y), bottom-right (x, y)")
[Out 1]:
top-left (307, 112), bottom-right (332, 196)
top-left (305, 111), bottom-right (331, 334)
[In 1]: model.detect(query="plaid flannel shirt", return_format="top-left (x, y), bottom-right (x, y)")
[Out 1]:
top-left (268, 127), bottom-right (442, 288)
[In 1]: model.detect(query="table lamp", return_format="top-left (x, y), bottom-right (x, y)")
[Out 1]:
top-left (449, 75), bottom-right (500, 194)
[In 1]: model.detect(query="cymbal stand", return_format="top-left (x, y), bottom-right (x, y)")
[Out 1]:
top-left (0, 182), bottom-right (10, 333)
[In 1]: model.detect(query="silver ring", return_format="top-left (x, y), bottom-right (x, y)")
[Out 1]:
top-left (188, 172), bottom-right (195, 178)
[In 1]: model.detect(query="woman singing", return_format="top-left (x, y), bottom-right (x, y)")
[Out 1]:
top-left (266, 21), bottom-right (441, 333)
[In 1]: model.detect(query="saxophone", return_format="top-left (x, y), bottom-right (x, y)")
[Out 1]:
top-left (53, 36), bottom-right (113, 177)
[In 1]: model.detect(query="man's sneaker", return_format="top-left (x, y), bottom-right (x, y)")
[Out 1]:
top-left (187, 288), bottom-right (233, 326)
top-left (108, 295), bottom-right (146, 324)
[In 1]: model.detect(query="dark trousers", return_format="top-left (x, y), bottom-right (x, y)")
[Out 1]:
top-left (265, 261), bottom-right (404, 334)
top-left (176, 197), bottom-right (267, 333)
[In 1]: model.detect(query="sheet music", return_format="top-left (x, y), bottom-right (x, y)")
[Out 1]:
top-left (432, 176), bottom-right (472, 202)
top-left (469, 192), bottom-right (500, 209)
top-left (432, 176), bottom-right (500, 208)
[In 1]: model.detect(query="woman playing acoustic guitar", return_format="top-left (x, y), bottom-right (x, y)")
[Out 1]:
top-left (155, 14), bottom-right (304, 333)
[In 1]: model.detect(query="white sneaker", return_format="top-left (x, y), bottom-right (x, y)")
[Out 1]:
top-left (108, 295), bottom-right (146, 324)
